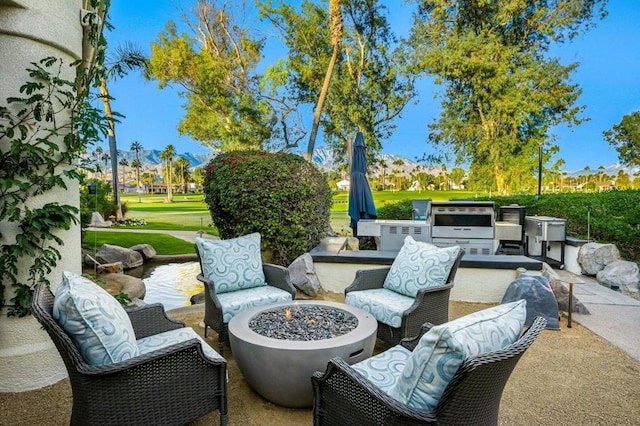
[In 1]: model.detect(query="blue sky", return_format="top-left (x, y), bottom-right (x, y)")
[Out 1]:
top-left (105, 1), bottom-right (640, 172)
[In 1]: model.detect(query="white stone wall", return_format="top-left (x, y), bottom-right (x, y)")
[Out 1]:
top-left (0, 0), bottom-right (84, 392)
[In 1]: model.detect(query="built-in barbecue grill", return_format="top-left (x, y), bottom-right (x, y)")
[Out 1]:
top-left (431, 201), bottom-right (495, 255)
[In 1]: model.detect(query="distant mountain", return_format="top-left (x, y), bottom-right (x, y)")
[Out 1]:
top-left (114, 149), bottom-right (216, 169)
top-left (98, 147), bottom-right (638, 179)
top-left (565, 163), bottom-right (640, 179)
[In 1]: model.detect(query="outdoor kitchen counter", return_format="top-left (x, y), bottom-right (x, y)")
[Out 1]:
top-left (309, 237), bottom-right (542, 270)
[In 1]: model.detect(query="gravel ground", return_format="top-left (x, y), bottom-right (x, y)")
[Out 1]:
top-left (2, 293), bottom-right (639, 426)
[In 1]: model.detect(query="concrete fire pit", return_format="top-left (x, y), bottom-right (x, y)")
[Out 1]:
top-left (228, 300), bottom-right (377, 408)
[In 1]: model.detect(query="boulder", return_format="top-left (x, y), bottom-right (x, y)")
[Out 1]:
top-left (345, 237), bottom-right (359, 251)
top-left (83, 253), bottom-right (100, 268)
top-left (501, 273), bottom-right (560, 330)
top-left (578, 242), bottom-right (620, 276)
top-left (98, 273), bottom-right (146, 300)
top-left (542, 263), bottom-right (590, 315)
top-left (97, 262), bottom-right (124, 275)
top-left (190, 291), bottom-right (206, 305)
top-left (288, 253), bottom-right (323, 297)
top-left (96, 244), bottom-right (144, 269)
top-left (130, 243), bottom-right (157, 260)
top-left (596, 260), bottom-right (640, 292)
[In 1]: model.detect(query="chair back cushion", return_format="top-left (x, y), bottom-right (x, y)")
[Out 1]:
top-left (53, 271), bottom-right (139, 365)
top-left (196, 233), bottom-right (267, 294)
top-left (390, 299), bottom-right (527, 410)
top-left (383, 236), bottom-right (461, 297)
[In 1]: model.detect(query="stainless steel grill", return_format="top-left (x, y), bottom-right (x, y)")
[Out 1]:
top-left (431, 201), bottom-right (495, 255)
top-left (524, 216), bottom-right (567, 268)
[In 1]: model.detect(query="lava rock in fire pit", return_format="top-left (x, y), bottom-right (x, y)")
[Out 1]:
top-left (249, 305), bottom-right (358, 341)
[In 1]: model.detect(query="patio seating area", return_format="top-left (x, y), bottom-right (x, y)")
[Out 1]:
top-left (3, 290), bottom-right (639, 425)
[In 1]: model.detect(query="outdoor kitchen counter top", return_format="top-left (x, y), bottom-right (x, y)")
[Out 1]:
top-left (310, 237), bottom-right (543, 270)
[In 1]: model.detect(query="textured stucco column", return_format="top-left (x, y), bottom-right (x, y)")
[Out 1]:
top-left (0, 0), bottom-right (84, 392)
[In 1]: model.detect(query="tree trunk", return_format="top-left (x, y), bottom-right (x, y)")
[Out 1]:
top-left (100, 79), bottom-right (123, 220)
top-left (306, 0), bottom-right (343, 162)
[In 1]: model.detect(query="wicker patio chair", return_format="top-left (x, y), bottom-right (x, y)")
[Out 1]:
top-left (312, 316), bottom-right (547, 425)
top-left (32, 283), bottom-right (228, 426)
top-left (195, 237), bottom-right (296, 354)
top-left (345, 248), bottom-right (465, 346)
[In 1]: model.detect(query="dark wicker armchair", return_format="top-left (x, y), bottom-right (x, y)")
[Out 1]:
top-left (32, 283), bottom-right (228, 426)
top-left (195, 245), bottom-right (296, 354)
top-left (345, 248), bottom-right (465, 346)
top-left (312, 316), bottom-right (547, 426)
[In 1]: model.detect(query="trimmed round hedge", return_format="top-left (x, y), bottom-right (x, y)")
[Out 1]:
top-left (203, 151), bottom-right (332, 265)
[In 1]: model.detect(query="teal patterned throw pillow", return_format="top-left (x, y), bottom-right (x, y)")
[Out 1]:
top-left (195, 233), bottom-right (267, 294)
top-left (53, 271), bottom-right (139, 365)
top-left (389, 300), bottom-right (527, 410)
top-left (383, 236), bottom-right (461, 297)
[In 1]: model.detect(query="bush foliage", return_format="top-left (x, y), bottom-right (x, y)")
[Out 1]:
top-left (202, 151), bottom-right (332, 265)
top-left (377, 191), bottom-right (640, 262)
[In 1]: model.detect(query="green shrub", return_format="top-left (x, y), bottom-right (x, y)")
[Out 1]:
top-left (203, 151), bottom-right (332, 265)
top-left (376, 199), bottom-right (413, 220)
top-left (80, 179), bottom-right (118, 226)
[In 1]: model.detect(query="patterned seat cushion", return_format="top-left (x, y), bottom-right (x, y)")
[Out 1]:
top-left (351, 345), bottom-right (412, 395)
top-left (217, 286), bottom-right (293, 322)
top-left (389, 300), bottom-right (527, 410)
top-left (53, 271), bottom-right (139, 365)
top-left (383, 236), bottom-right (461, 298)
top-left (195, 233), bottom-right (267, 294)
top-left (137, 327), bottom-right (224, 362)
top-left (345, 288), bottom-right (414, 328)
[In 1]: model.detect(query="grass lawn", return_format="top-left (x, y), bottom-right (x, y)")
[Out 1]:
top-left (83, 231), bottom-right (196, 255)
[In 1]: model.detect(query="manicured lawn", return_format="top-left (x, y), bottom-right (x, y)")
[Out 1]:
top-left (83, 231), bottom-right (196, 255)
top-left (121, 190), bottom-right (480, 229)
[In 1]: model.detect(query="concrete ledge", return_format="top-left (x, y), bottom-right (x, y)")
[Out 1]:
top-left (310, 248), bottom-right (542, 271)
top-left (566, 236), bottom-right (589, 247)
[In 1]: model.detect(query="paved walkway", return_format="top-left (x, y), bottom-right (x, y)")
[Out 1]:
top-left (89, 227), bottom-right (640, 361)
top-left (555, 269), bottom-right (640, 361)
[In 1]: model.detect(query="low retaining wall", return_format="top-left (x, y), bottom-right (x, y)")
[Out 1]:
top-left (311, 238), bottom-right (543, 304)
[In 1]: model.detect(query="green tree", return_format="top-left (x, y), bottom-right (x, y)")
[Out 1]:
top-left (148, 0), bottom-right (270, 150)
top-left (174, 156), bottom-right (191, 193)
top-left (160, 144), bottom-right (176, 202)
top-left (141, 170), bottom-right (156, 193)
top-left (450, 167), bottom-right (465, 189)
top-left (603, 111), bottom-right (640, 167)
top-left (406, 0), bottom-right (607, 194)
top-left (260, 0), bottom-right (415, 165)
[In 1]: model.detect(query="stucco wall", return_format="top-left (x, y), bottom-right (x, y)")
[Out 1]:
top-left (0, 0), bottom-right (84, 392)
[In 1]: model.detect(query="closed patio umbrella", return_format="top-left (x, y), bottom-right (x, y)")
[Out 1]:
top-left (348, 132), bottom-right (377, 237)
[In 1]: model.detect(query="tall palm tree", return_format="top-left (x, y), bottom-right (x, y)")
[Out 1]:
top-left (174, 157), bottom-right (191, 193)
top-left (119, 158), bottom-right (129, 190)
top-left (101, 152), bottom-right (110, 183)
top-left (160, 144), bottom-right (176, 202)
top-left (306, 0), bottom-right (343, 161)
top-left (100, 43), bottom-right (148, 219)
top-left (130, 159), bottom-right (142, 201)
top-left (130, 141), bottom-right (143, 187)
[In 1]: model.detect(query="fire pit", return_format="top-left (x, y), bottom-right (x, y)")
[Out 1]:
top-left (228, 300), bottom-right (377, 408)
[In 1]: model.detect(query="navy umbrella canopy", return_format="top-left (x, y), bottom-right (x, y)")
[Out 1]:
top-left (348, 132), bottom-right (377, 237)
